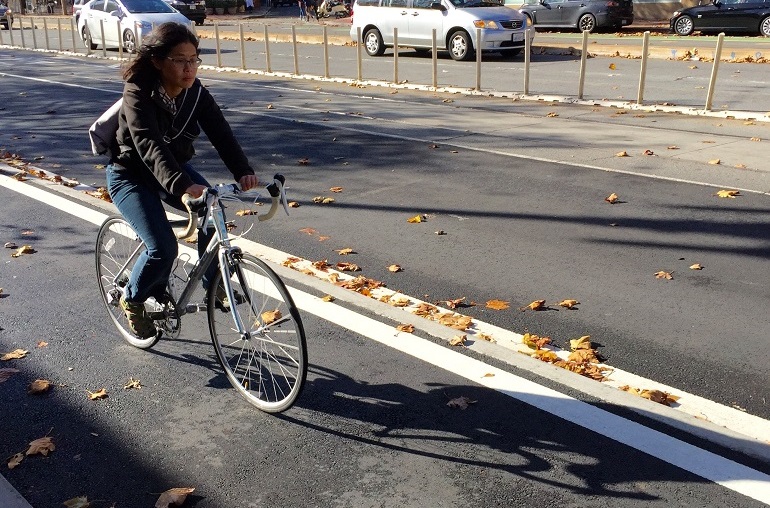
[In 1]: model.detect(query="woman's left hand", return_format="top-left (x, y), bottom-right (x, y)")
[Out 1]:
top-left (239, 174), bottom-right (259, 191)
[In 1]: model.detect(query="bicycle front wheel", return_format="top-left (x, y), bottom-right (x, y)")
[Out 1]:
top-left (95, 216), bottom-right (159, 349)
top-left (207, 252), bottom-right (307, 413)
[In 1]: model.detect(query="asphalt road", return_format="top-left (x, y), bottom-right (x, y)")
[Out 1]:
top-left (1, 47), bottom-right (769, 506)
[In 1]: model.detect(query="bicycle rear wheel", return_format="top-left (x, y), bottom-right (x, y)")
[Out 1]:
top-left (95, 216), bottom-right (160, 349)
top-left (207, 252), bottom-right (307, 413)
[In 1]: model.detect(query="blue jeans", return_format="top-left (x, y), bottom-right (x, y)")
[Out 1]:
top-left (106, 163), bottom-right (216, 303)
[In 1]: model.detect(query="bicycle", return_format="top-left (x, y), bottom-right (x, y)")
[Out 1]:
top-left (95, 175), bottom-right (307, 413)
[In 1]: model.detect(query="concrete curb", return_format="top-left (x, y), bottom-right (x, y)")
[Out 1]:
top-left (0, 474), bottom-right (33, 508)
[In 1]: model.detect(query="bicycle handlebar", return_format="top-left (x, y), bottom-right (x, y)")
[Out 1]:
top-left (176, 174), bottom-right (288, 240)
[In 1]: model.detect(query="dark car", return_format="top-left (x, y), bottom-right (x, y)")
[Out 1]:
top-left (516, 0), bottom-right (633, 32)
top-left (1, 2), bottom-right (13, 30)
top-left (670, 0), bottom-right (770, 36)
top-left (163, 0), bottom-right (207, 25)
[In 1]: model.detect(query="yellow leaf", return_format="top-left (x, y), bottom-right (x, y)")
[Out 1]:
top-left (615, 151), bottom-right (629, 157)
top-left (558, 299), bottom-right (580, 309)
top-left (26, 436), bottom-right (55, 456)
top-left (521, 299), bottom-right (546, 311)
top-left (266, 104), bottom-right (274, 109)
top-left (321, 197), bottom-right (335, 204)
top-left (716, 189), bottom-right (740, 198)
top-left (336, 248), bottom-right (355, 255)
top-left (735, 164), bottom-right (747, 169)
top-left (36, 341), bottom-right (48, 348)
top-left (288, 201), bottom-right (300, 208)
top-left (387, 264), bottom-right (402, 272)
top-left (689, 263), bottom-right (704, 270)
top-left (390, 297), bottom-right (411, 307)
top-left (521, 332), bottom-right (552, 350)
top-left (605, 193), bottom-right (619, 204)
top-left (485, 299), bottom-right (509, 310)
top-left (84, 187), bottom-right (112, 202)
top-left (569, 335), bottom-right (592, 350)
top-left (446, 396), bottom-right (476, 409)
top-left (235, 209), bottom-right (258, 216)
top-left (62, 497), bottom-right (91, 508)
top-left (407, 214), bottom-right (423, 223)
top-left (750, 137), bottom-right (761, 142)
top-left (124, 377), bottom-right (142, 390)
top-left (654, 271), bottom-right (673, 280)
top-left (11, 245), bottom-right (36, 258)
top-left (155, 487), bottom-right (195, 508)
top-left (28, 379), bottom-right (52, 395)
top-left (336, 262), bottom-right (360, 272)
top-left (708, 158), bottom-right (721, 165)
top-left (482, 372), bottom-right (495, 378)
top-left (531, 349), bottom-right (559, 362)
top-left (609, 63), bottom-right (616, 70)
top-left (330, 186), bottom-right (344, 192)
top-left (477, 333), bottom-right (496, 343)
top-left (7, 452), bottom-right (24, 470)
top-left (261, 309), bottom-right (282, 325)
top-left (321, 294), bottom-right (335, 302)
top-left (396, 323), bottom-right (414, 333)
top-left (312, 259), bottom-right (329, 271)
top-left (546, 112), bottom-right (558, 117)
top-left (87, 388), bottom-right (108, 400)
top-left (1, 349), bottom-right (29, 361)
top-left (449, 335), bottom-right (467, 346)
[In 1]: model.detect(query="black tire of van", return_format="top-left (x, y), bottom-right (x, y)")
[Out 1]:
top-left (363, 28), bottom-right (385, 56)
top-left (448, 30), bottom-right (474, 61)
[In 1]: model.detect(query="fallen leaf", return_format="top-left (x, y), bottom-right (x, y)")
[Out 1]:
top-left (11, 245), bottom-right (36, 258)
top-left (615, 151), bottom-right (629, 157)
top-left (482, 372), bottom-right (495, 378)
top-left (155, 487), bottom-right (195, 508)
top-left (1, 349), bottom-right (29, 361)
top-left (643, 149), bottom-right (655, 156)
top-left (569, 335), bottom-right (592, 351)
top-left (0, 368), bottom-right (20, 383)
top-left (318, 236), bottom-right (331, 242)
top-left (396, 324), bottom-right (414, 333)
top-left (521, 299), bottom-right (546, 311)
top-left (298, 157), bottom-right (310, 165)
top-left (436, 297), bottom-right (468, 309)
top-left (446, 396), bottom-right (476, 409)
top-left (654, 271), bottom-right (673, 280)
top-left (435, 230), bottom-right (446, 235)
top-left (449, 335), bottom-right (466, 346)
top-left (336, 248), bottom-right (355, 255)
top-left (735, 164), bottom-right (747, 169)
top-left (84, 187), bottom-right (112, 202)
top-left (619, 385), bottom-right (680, 406)
top-left (716, 189), bottom-right (740, 198)
top-left (261, 309), bottom-right (282, 325)
top-left (689, 65), bottom-right (698, 69)
top-left (750, 137), bottom-right (761, 142)
top-left (407, 215), bottom-right (424, 223)
top-left (123, 377), bottom-right (142, 390)
top-left (690, 263), bottom-right (704, 270)
top-left (336, 262), bottom-right (360, 272)
top-left (36, 341), bottom-right (48, 348)
top-left (609, 63), bottom-right (616, 70)
top-left (667, 145), bottom-right (679, 150)
top-left (429, 144), bottom-right (439, 149)
top-left (546, 112), bottom-right (558, 117)
top-left (266, 104), bottom-right (274, 109)
top-left (7, 453), bottom-right (24, 470)
top-left (605, 193), bottom-right (619, 204)
top-left (321, 294), bottom-right (335, 302)
top-left (477, 333), bottom-right (496, 343)
top-left (387, 264), bottom-right (402, 272)
top-left (87, 388), bottom-right (108, 400)
top-left (26, 436), bottom-right (55, 456)
top-left (708, 159), bottom-right (721, 165)
top-left (28, 379), bottom-right (52, 395)
top-left (288, 201), bottom-right (300, 208)
top-left (329, 187), bottom-right (344, 193)
top-left (522, 333), bottom-right (552, 349)
top-left (4, 242), bottom-right (18, 249)
top-left (62, 497), bottom-right (91, 508)
top-left (299, 228), bottom-right (317, 235)
top-left (558, 299), bottom-right (580, 309)
top-left (485, 299), bottom-right (509, 310)
top-left (321, 197), bottom-right (335, 204)
top-left (235, 209), bottom-right (258, 216)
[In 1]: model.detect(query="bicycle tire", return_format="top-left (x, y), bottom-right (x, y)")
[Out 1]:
top-left (95, 216), bottom-right (160, 349)
top-left (207, 252), bottom-right (307, 413)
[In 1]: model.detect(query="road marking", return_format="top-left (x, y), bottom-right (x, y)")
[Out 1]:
top-left (2, 172), bottom-right (770, 504)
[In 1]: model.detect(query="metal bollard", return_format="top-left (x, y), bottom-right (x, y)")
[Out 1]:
top-left (0, 19), bottom-right (4, 46)
top-left (578, 30), bottom-right (588, 99)
top-left (264, 25), bottom-right (271, 73)
top-left (7, 16), bottom-right (13, 46)
top-left (19, 17), bottom-right (25, 48)
top-left (117, 19), bottom-right (123, 59)
top-left (705, 33), bottom-right (725, 112)
top-left (57, 18), bottom-right (62, 52)
top-left (214, 22), bottom-right (221, 67)
top-left (100, 18), bottom-right (106, 57)
top-left (524, 28), bottom-right (531, 95)
top-left (43, 18), bottom-right (49, 50)
top-left (432, 29), bottom-right (437, 89)
top-left (393, 27), bottom-right (398, 84)
top-left (356, 26), bottom-right (362, 81)
top-left (323, 25), bottom-right (329, 78)
top-left (637, 31), bottom-right (650, 104)
top-left (475, 27), bottom-right (481, 91)
top-left (239, 23), bottom-right (246, 70)
top-left (31, 17), bottom-right (38, 49)
top-left (291, 25), bottom-right (298, 74)
top-left (70, 17), bottom-right (76, 53)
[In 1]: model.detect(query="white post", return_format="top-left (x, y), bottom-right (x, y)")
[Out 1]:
top-left (19, 17), bottom-right (26, 48)
top-left (637, 31), bottom-right (650, 104)
top-left (264, 25), bottom-right (271, 73)
top-left (117, 18), bottom-right (122, 59)
top-left (431, 28), bottom-right (437, 89)
top-left (31, 17), bottom-right (38, 49)
top-left (577, 29), bottom-right (588, 99)
top-left (240, 23), bottom-right (246, 70)
top-left (99, 18), bottom-right (106, 57)
top-left (214, 22), bottom-right (221, 67)
top-left (475, 27), bottom-right (481, 91)
top-left (524, 28), bottom-right (531, 95)
top-left (323, 25), bottom-right (329, 78)
top-left (43, 18), bottom-right (49, 50)
top-left (291, 24), bottom-right (299, 74)
top-left (7, 16), bottom-right (13, 46)
top-left (356, 26), bottom-right (362, 81)
top-left (393, 27), bottom-right (398, 84)
top-left (70, 17), bottom-right (76, 53)
top-left (57, 17), bottom-right (62, 51)
top-left (705, 33), bottom-right (725, 112)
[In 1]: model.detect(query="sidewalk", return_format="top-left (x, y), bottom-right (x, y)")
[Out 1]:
top-left (0, 475), bottom-right (33, 508)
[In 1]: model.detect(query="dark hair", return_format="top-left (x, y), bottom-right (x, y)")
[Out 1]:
top-left (122, 22), bottom-right (199, 82)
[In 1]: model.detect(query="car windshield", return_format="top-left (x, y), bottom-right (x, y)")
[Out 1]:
top-left (121, 0), bottom-right (175, 13)
top-left (448, 0), bottom-right (503, 7)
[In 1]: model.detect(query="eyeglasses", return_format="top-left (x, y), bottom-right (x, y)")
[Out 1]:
top-left (167, 57), bottom-right (203, 69)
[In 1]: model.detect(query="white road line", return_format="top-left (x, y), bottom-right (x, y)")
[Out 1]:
top-left (3, 172), bottom-right (770, 504)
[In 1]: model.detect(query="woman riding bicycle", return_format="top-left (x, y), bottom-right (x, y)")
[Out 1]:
top-left (106, 22), bottom-right (259, 338)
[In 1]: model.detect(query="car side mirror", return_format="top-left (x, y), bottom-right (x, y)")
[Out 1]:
top-left (539, 0), bottom-right (546, 4)
top-left (430, 2), bottom-right (446, 10)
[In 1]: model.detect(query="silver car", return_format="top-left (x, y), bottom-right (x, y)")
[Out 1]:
top-left (77, 0), bottom-right (193, 53)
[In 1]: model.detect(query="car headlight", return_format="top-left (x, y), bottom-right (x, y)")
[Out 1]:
top-left (473, 20), bottom-right (500, 29)
top-left (671, 11), bottom-right (681, 18)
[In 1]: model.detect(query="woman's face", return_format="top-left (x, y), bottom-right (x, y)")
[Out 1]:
top-left (154, 41), bottom-right (199, 96)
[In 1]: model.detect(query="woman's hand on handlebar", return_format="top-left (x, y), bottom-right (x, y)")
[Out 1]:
top-left (239, 174), bottom-right (259, 192)
top-left (185, 183), bottom-right (207, 199)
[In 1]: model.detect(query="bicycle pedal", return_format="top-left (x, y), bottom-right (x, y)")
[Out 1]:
top-left (185, 304), bottom-right (207, 313)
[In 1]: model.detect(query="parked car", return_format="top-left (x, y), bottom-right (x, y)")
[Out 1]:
top-left (77, 0), bottom-right (193, 52)
top-left (163, 0), bottom-right (206, 25)
top-left (516, 0), bottom-right (633, 33)
top-left (1, 2), bottom-right (13, 30)
top-left (670, 0), bottom-right (770, 37)
top-left (73, 0), bottom-right (89, 24)
top-left (350, 0), bottom-right (535, 62)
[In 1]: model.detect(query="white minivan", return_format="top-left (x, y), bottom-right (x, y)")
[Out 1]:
top-left (350, 0), bottom-right (534, 61)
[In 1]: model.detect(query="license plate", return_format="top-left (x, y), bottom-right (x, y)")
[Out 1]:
top-left (512, 32), bottom-right (524, 42)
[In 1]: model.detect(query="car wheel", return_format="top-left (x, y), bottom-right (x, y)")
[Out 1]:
top-left (363, 28), bottom-right (385, 57)
top-left (760, 16), bottom-right (770, 37)
top-left (673, 15), bottom-right (694, 36)
top-left (577, 13), bottom-right (596, 33)
top-left (82, 26), bottom-right (97, 50)
top-left (123, 29), bottom-right (136, 53)
top-left (448, 30), bottom-right (473, 61)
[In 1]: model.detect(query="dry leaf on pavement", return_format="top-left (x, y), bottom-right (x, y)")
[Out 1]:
top-left (124, 378), bottom-right (142, 390)
top-left (387, 264), bottom-right (402, 273)
top-left (521, 299), bottom-right (546, 311)
top-left (522, 333), bottom-right (552, 350)
top-left (654, 271), bottom-right (673, 280)
top-left (708, 159), bottom-right (721, 165)
top-left (261, 310), bottom-right (282, 325)
top-left (26, 436), bottom-right (55, 456)
top-left (288, 201), bottom-right (300, 208)
top-left (546, 112), bottom-right (558, 117)
top-left (299, 228), bottom-right (317, 235)
top-left (87, 388), bottom-right (108, 400)
top-left (407, 214), bottom-right (424, 223)
top-left (449, 335), bottom-right (466, 346)
top-left (28, 379), bottom-right (52, 395)
top-left (321, 294), bottom-right (335, 302)
top-left (715, 189), bottom-right (740, 198)
top-left (336, 262), bottom-right (360, 272)
top-left (62, 497), bottom-right (91, 508)
top-left (336, 248), bottom-right (355, 255)
top-left (11, 245), bottom-right (36, 258)
top-left (7, 453), bottom-right (24, 470)
top-left (396, 324), bottom-right (414, 333)
top-left (615, 151), bottom-right (629, 157)
top-left (155, 487), bottom-right (195, 508)
top-left (447, 396), bottom-right (476, 409)
top-left (605, 193), bottom-right (619, 204)
top-left (298, 157), bottom-right (310, 165)
top-left (557, 299), bottom-right (580, 309)
top-left (1, 349), bottom-right (29, 361)
top-left (36, 341), bottom-right (48, 348)
top-left (330, 186), bottom-right (344, 192)
top-left (485, 299), bottom-right (509, 310)
top-left (619, 385), bottom-right (680, 406)
top-left (569, 335), bottom-right (592, 350)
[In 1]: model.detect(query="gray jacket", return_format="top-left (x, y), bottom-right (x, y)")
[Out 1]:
top-left (114, 76), bottom-right (254, 196)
